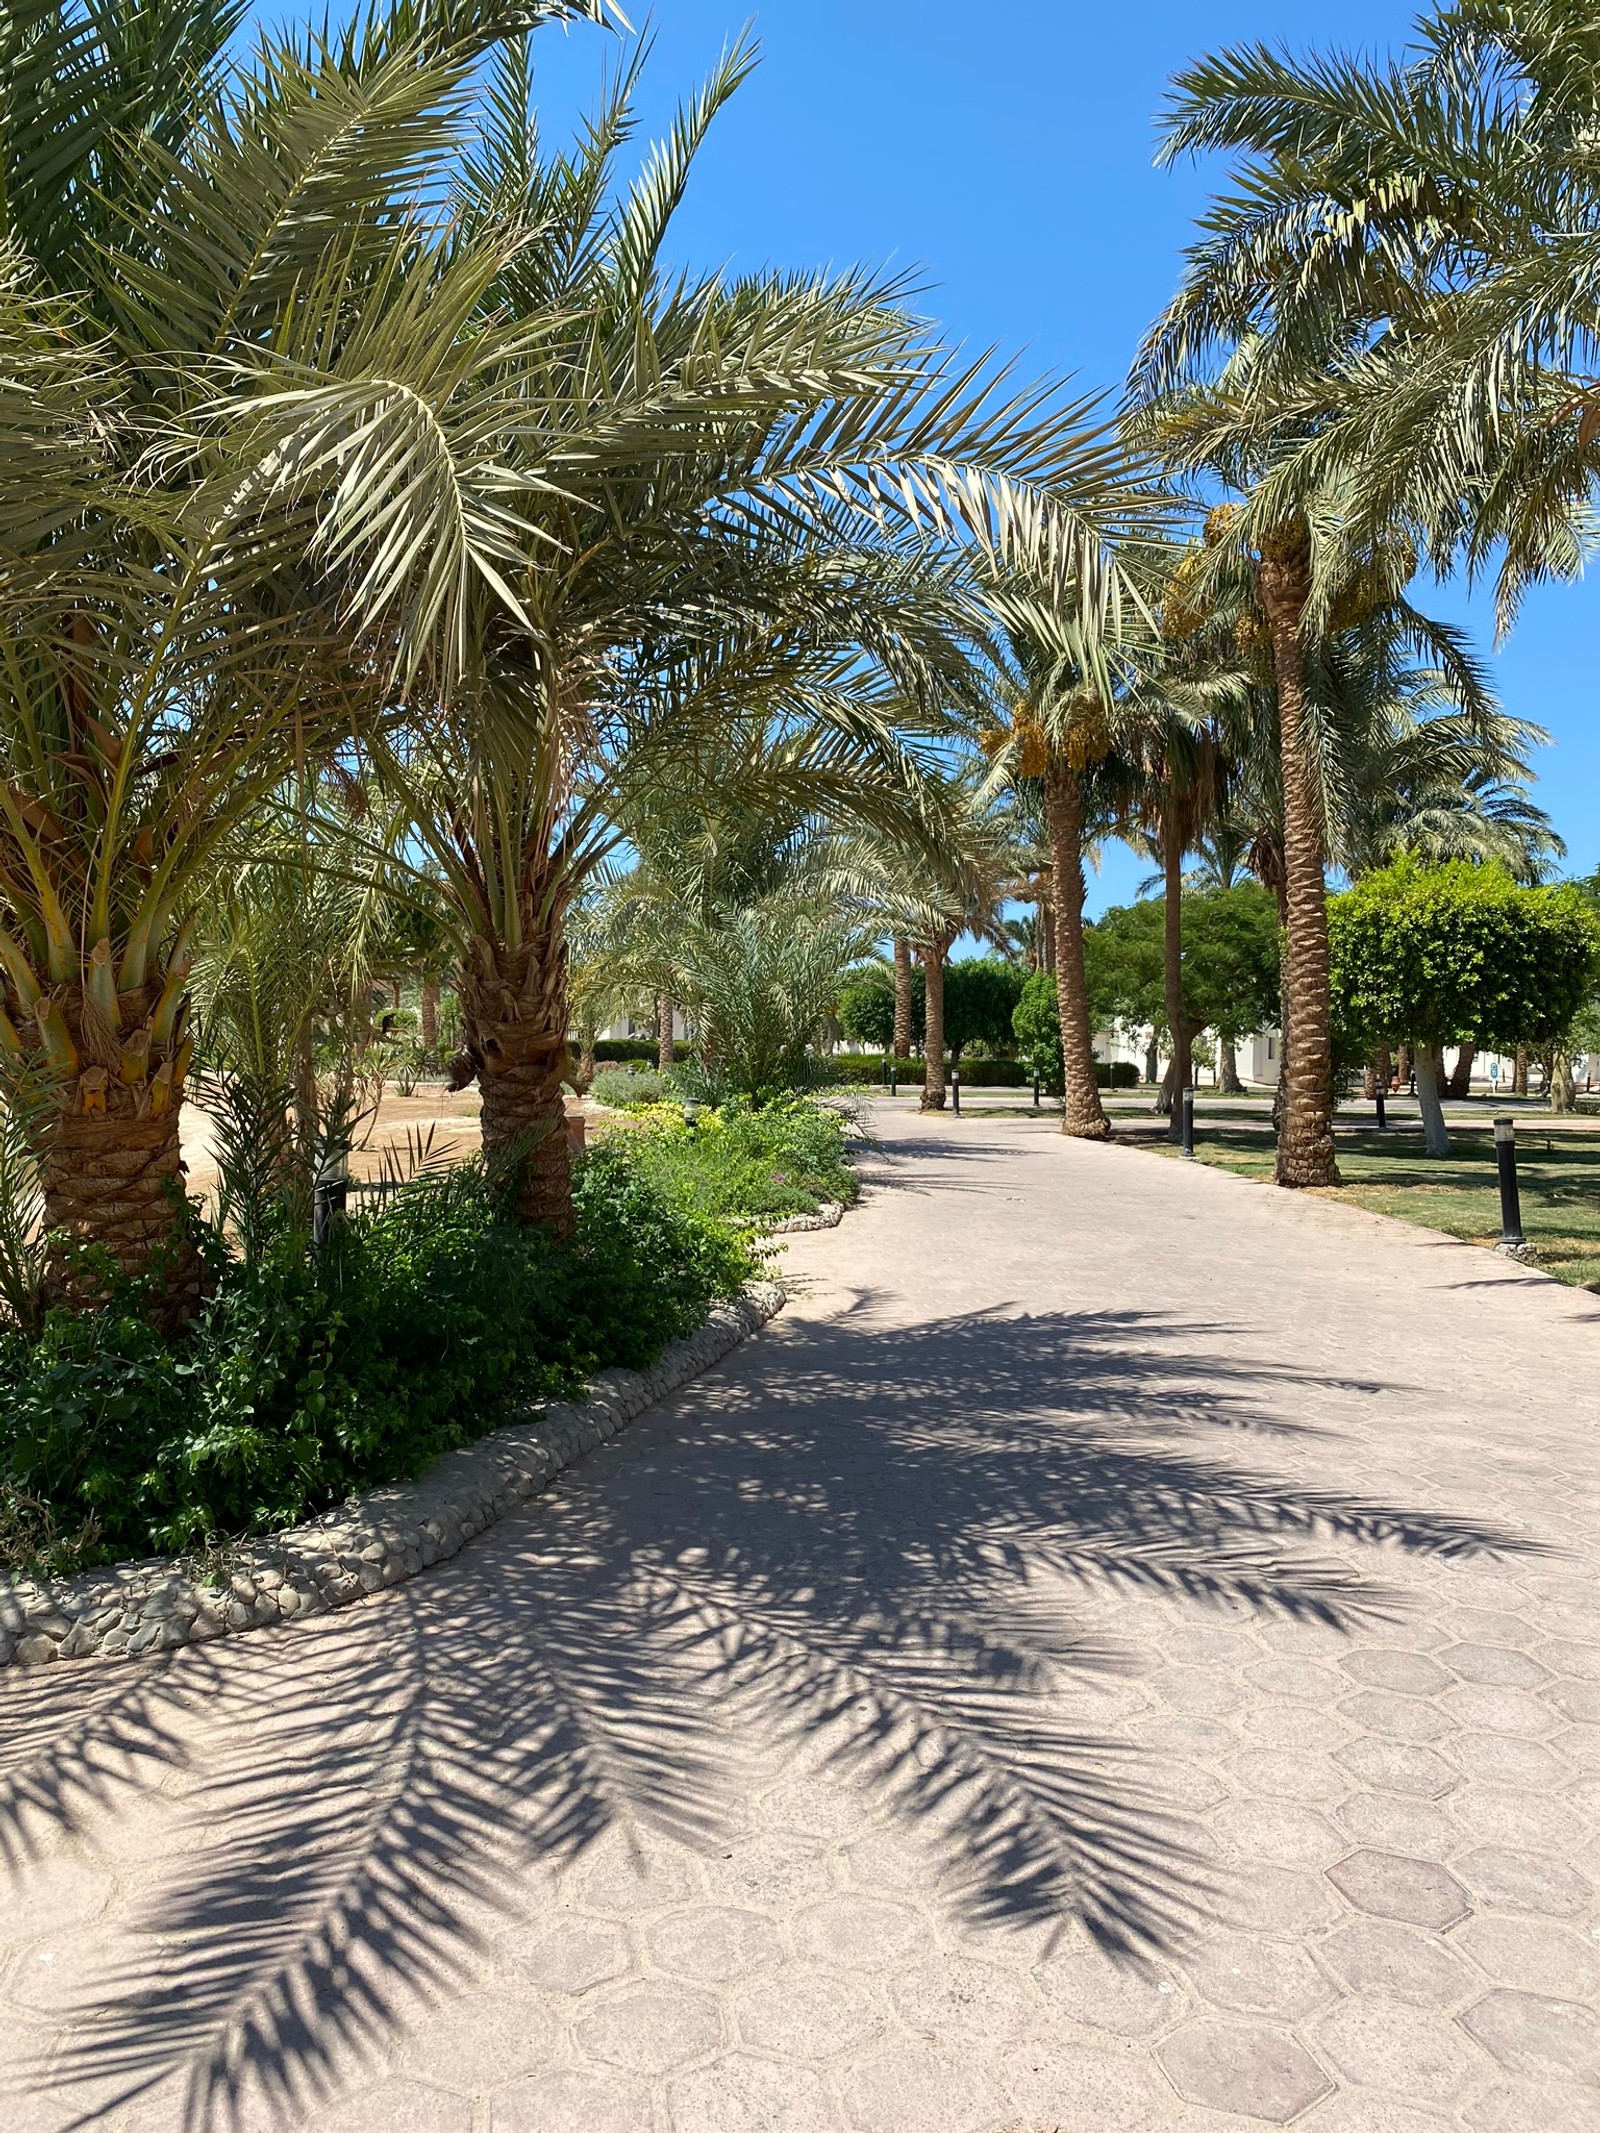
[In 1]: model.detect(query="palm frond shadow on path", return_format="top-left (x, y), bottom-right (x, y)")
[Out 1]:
top-left (0, 1298), bottom-right (1540, 2132)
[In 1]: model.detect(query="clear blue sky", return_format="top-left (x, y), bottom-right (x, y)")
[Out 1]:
top-left (515, 0), bottom-right (1600, 922)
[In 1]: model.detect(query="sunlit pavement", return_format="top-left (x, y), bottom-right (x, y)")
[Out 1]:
top-left (3, 1106), bottom-right (1599, 2133)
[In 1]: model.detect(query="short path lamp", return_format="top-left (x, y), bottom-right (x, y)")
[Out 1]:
top-left (1493, 1114), bottom-right (1533, 1258)
top-left (683, 1099), bottom-right (700, 1136)
top-left (951, 1068), bottom-right (961, 1116)
top-left (1180, 1083), bottom-right (1195, 1160)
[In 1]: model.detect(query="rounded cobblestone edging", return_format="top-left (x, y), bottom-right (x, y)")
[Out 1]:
top-left (0, 1282), bottom-right (787, 1673)
top-left (762, 1199), bottom-right (845, 1235)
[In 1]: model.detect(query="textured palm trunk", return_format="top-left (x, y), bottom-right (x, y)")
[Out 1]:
top-left (1037, 894), bottom-right (1056, 973)
top-left (1513, 1045), bottom-right (1529, 1098)
top-left (420, 977), bottom-right (440, 1053)
top-left (1044, 756), bottom-right (1109, 1139)
top-left (1396, 1041), bottom-right (1411, 1091)
top-left (24, 982), bottom-right (202, 1320)
top-left (458, 915), bottom-right (573, 1235)
top-left (919, 942), bottom-right (948, 1111)
top-left (1162, 817), bottom-right (1191, 1142)
top-left (1447, 1044), bottom-right (1476, 1099)
top-left (892, 938), bottom-right (913, 1060)
top-left (1258, 525), bottom-right (1339, 1187)
top-left (656, 994), bottom-right (675, 1075)
top-left (1219, 1037), bottom-right (1243, 1096)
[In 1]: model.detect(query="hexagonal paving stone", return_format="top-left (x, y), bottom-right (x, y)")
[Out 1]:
top-left (1152, 1667), bottom-right (1241, 1717)
top-left (574, 1980), bottom-right (723, 2075)
top-left (839, 1827), bottom-right (927, 1892)
top-left (1441, 1644), bottom-right (1550, 1690)
top-left (1536, 1639), bottom-right (1600, 1680)
top-left (1325, 1851), bottom-right (1469, 1930)
top-left (645, 1906), bottom-right (782, 1984)
top-left (1216, 1864), bottom-right (1346, 1936)
top-left (1319, 1919), bottom-right (1474, 2007)
top-left (667, 2051), bottom-right (834, 2133)
top-left (1002, 2036), bottom-right (1173, 2133)
top-left (1225, 1749), bottom-right (1346, 1804)
top-left (1209, 1798), bottom-right (1342, 1868)
top-left (1157, 2017), bottom-right (1331, 2122)
top-left (1461, 1989), bottom-right (1600, 2084)
top-left (566, 1835), bottom-right (701, 1916)
top-left (1446, 1787), bottom-right (1587, 1854)
top-left (792, 1894), bottom-right (928, 1971)
top-left (1341, 1692), bottom-right (1453, 1744)
top-left (501, 1915), bottom-right (632, 1995)
top-left (1313, 1996), bottom-right (1492, 2106)
top-left (1547, 1679), bottom-right (1600, 1725)
top-left (698, 1833), bottom-right (835, 1911)
top-left (0, 1860), bottom-right (115, 1945)
top-left (1442, 1686), bottom-right (1558, 1737)
top-left (733, 1966), bottom-right (882, 2059)
top-left (1341, 1651), bottom-right (1454, 1696)
top-left (1183, 1930), bottom-right (1336, 2020)
top-left (9, 1935), bottom-right (135, 2017)
top-left (1238, 1703), bottom-right (1353, 1753)
top-left (1448, 1733), bottom-right (1568, 1789)
top-left (888, 1954), bottom-right (1035, 2048)
top-left (1295, 2097), bottom-right (1456, 2133)
top-left (490, 2068), bottom-right (654, 2133)
top-left (1037, 1942), bottom-right (1186, 2037)
top-left (1454, 1845), bottom-right (1593, 1917)
top-left (1459, 2078), bottom-right (1600, 2133)
top-left (755, 1778), bottom-right (870, 1841)
top-left (837, 2043), bottom-right (1007, 2133)
top-left (1337, 1738), bottom-right (1458, 1798)
top-left (396, 1991), bottom-right (557, 2089)
top-left (1337, 1791), bottom-right (1457, 1861)
top-left (1243, 1659), bottom-right (1342, 1703)
top-left (1453, 1913), bottom-right (1600, 2002)
top-left (312, 2079), bottom-right (472, 2133)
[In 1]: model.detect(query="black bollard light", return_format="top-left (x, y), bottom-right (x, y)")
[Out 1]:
top-left (1180, 1082), bottom-right (1195, 1160)
top-left (1033, 1068), bottom-right (1041, 1111)
top-left (1494, 1113), bottom-right (1524, 1247)
top-left (1375, 1084), bottom-right (1387, 1131)
top-left (890, 1062), bottom-right (898, 1097)
top-left (951, 1068), bottom-right (961, 1116)
top-left (313, 1160), bottom-right (349, 1249)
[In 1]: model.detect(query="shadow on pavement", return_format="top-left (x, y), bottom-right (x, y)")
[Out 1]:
top-left (0, 1300), bottom-right (1542, 2130)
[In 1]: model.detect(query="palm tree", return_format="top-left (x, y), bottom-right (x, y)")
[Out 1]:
top-left (0, 0), bottom-right (612, 1310)
top-left (361, 43), bottom-right (1159, 1227)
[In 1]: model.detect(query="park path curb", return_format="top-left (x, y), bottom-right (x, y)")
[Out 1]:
top-left (0, 1282), bottom-right (787, 1674)
top-left (762, 1199), bottom-right (845, 1234)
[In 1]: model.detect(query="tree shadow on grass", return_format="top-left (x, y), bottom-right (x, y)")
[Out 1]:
top-left (0, 1300), bottom-right (1542, 2130)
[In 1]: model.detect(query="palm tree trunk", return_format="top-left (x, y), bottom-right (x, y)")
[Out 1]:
top-left (1219, 1036), bottom-right (1243, 1095)
top-left (420, 976), bottom-right (440, 1053)
top-left (919, 941), bottom-right (948, 1111)
top-left (1396, 1041), bottom-right (1411, 1092)
top-left (892, 938), bottom-right (913, 1060)
top-left (1038, 894), bottom-right (1056, 973)
top-left (458, 915), bottom-right (574, 1235)
top-left (656, 993), bottom-right (675, 1075)
top-left (1044, 756), bottom-right (1110, 1140)
top-left (1162, 810), bottom-right (1191, 1143)
top-left (1258, 524), bottom-right (1339, 1187)
top-left (1447, 1044), bottom-right (1476, 1099)
top-left (1513, 1045), bottom-right (1529, 1098)
top-left (1414, 1040), bottom-right (1450, 1156)
top-left (26, 981), bottom-right (203, 1321)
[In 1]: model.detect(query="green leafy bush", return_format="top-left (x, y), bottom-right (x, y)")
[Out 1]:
top-left (591, 1065), bottom-right (678, 1109)
top-left (0, 1150), bottom-right (755, 1571)
top-left (599, 1097), bottom-right (856, 1222)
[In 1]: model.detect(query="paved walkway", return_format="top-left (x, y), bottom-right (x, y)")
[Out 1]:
top-left (4, 1108), bottom-right (1600, 2133)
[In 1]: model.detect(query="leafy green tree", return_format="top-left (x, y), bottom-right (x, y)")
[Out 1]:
top-left (838, 976), bottom-right (897, 1053)
top-left (1329, 861), bottom-right (1600, 1154)
top-left (1013, 972), bottom-right (1064, 1094)
top-left (943, 959), bottom-right (1025, 1065)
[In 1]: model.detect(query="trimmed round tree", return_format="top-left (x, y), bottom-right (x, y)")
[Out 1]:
top-left (1328, 861), bottom-right (1600, 1155)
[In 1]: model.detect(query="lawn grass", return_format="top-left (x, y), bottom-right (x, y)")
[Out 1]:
top-left (1152, 1121), bottom-right (1600, 1288)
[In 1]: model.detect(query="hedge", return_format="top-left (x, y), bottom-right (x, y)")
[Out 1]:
top-left (591, 1039), bottom-right (691, 1064)
top-left (826, 1053), bottom-right (1141, 1090)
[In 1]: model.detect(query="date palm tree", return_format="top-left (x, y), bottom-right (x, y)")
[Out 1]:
top-left (359, 42), bottom-right (1162, 1228)
top-left (0, 0), bottom-right (612, 1310)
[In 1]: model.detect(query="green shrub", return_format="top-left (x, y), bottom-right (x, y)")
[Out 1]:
top-left (0, 1152), bottom-right (756, 1571)
top-left (591, 1065), bottom-right (677, 1109)
top-left (596, 1096), bottom-right (856, 1222)
top-left (593, 1039), bottom-right (689, 1064)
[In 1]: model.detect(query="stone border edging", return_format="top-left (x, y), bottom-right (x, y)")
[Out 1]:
top-left (762, 1199), bottom-right (845, 1235)
top-left (0, 1282), bottom-right (787, 1673)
